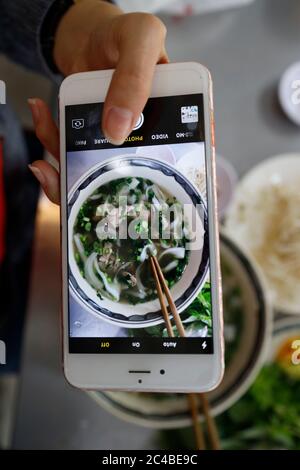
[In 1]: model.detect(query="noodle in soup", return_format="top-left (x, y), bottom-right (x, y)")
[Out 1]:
top-left (73, 177), bottom-right (189, 304)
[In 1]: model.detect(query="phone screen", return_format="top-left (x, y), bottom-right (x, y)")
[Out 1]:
top-left (65, 94), bottom-right (214, 355)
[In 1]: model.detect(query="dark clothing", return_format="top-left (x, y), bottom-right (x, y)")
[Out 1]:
top-left (0, 0), bottom-right (58, 373)
top-left (0, 0), bottom-right (57, 75)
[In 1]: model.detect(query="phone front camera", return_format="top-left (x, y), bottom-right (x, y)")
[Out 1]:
top-left (160, 369), bottom-right (165, 375)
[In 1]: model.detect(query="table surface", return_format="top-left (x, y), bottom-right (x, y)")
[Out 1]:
top-left (14, 0), bottom-right (300, 449)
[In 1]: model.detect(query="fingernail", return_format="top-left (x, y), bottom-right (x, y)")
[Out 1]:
top-left (27, 98), bottom-right (40, 126)
top-left (104, 106), bottom-right (133, 145)
top-left (28, 164), bottom-right (45, 186)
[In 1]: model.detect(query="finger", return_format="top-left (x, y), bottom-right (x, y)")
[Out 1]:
top-left (28, 98), bottom-right (60, 160)
top-left (28, 160), bottom-right (60, 205)
top-left (102, 13), bottom-right (167, 145)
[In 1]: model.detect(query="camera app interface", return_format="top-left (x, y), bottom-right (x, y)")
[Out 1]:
top-left (66, 94), bottom-right (213, 354)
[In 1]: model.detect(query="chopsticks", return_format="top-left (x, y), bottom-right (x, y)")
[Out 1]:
top-left (150, 255), bottom-right (221, 451)
top-left (199, 393), bottom-right (220, 450)
top-left (187, 393), bottom-right (206, 450)
top-left (150, 256), bottom-right (186, 337)
top-left (150, 257), bottom-right (173, 337)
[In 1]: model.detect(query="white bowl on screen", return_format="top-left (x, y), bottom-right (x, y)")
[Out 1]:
top-left (68, 156), bottom-right (209, 328)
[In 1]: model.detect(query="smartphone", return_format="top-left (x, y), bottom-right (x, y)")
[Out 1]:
top-left (59, 62), bottom-right (224, 392)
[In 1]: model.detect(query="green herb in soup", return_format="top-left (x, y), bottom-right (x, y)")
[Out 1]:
top-left (73, 177), bottom-right (189, 304)
top-left (127, 282), bottom-right (213, 339)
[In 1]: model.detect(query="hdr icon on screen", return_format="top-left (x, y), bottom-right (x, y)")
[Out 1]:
top-left (0, 340), bottom-right (6, 365)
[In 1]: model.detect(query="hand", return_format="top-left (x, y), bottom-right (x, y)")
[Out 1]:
top-left (28, 1), bottom-right (168, 204)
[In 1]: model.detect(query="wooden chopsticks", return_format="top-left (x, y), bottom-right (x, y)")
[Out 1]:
top-left (199, 394), bottom-right (220, 450)
top-left (150, 257), bottom-right (173, 337)
top-left (151, 256), bottom-right (186, 337)
top-left (187, 393), bottom-right (206, 450)
top-left (150, 255), bottom-right (220, 451)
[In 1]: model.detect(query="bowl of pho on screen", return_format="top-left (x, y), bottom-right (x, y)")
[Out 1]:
top-left (68, 156), bottom-right (209, 327)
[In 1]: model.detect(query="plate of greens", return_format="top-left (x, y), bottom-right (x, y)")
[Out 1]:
top-left (162, 317), bottom-right (300, 449)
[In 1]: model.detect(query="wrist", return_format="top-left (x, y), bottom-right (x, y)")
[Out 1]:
top-left (53, 0), bottom-right (122, 76)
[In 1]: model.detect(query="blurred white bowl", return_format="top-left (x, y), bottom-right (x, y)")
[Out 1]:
top-left (216, 154), bottom-right (238, 220)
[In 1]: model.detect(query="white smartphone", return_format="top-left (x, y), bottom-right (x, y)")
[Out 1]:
top-left (59, 62), bottom-right (224, 392)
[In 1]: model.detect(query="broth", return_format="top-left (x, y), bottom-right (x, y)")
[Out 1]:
top-left (73, 177), bottom-right (189, 304)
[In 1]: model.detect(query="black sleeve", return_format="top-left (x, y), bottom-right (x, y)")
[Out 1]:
top-left (0, 0), bottom-right (61, 78)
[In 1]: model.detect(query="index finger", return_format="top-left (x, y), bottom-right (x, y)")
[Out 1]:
top-left (102, 13), bottom-right (168, 145)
